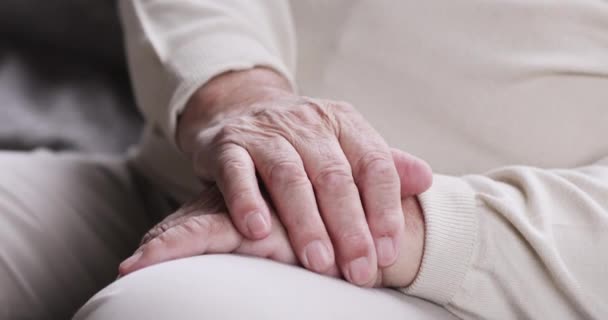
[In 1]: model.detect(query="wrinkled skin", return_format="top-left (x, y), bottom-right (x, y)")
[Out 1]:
top-left (120, 148), bottom-right (428, 288)
top-left (168, 68), bottom-right (433, 286)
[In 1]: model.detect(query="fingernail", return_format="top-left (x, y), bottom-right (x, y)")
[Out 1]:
top-left (119, 251), bottom-right (142, 272)
top-left (246, 212), bottom-right (270, 238)
top-left (375, 236), bottom-right (397, 267)
top-left (347, 256), bottom-right (372, 285)
top-left (303, 240), bottom-right (332, 272)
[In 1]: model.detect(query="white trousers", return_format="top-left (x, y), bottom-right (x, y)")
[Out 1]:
top-left (0, 150), bottom-right (455, 319)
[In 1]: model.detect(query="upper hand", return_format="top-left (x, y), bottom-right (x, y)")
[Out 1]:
top-left (175, 68), bottom-right (432, 286)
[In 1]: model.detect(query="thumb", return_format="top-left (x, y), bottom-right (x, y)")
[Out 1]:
top-left (390, 148), bottom-right (433, 197)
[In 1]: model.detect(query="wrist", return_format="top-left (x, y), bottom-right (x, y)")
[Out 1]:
top-left (176, 67), bottom-right (293, 153)
top-left (380, 196), bottom-right (425, 288)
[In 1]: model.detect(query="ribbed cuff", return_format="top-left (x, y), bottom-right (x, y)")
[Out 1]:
top-left (162, 33), bottom-right (295, 146)
top-left (400, 174), bottom-right (478, 305)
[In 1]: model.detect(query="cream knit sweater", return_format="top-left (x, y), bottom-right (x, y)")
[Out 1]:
top-left (118, 1), bottom-right (608, 319)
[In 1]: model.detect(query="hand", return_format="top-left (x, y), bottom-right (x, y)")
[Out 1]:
top-left (119, 194), bottom-right (424, 288)
top-left (119, 185), bottom-right (317, 276)
top-left (119, 148), bottom-right (428, 288)
top-left (176, 68), bottom-right (432, 286)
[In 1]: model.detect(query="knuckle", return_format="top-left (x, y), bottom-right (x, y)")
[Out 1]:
top-left (140, 232), bottom-right (153, 246)
top-left (141, 221), bottom-right (173, 245)
top-left (296, 102), bottom-right (322, 122)
top-left (176, 214), bottom-right (231, 238)
top-left (298, 99), bottom-right (340, 133)
top-left (195, 214), bottom-right (231, 235)
top-left (313, 165), bottom-right (354, 190)
top-left (219, 157), bottom-right (249, 177)
top-left (330, 101), bottom-right (355, 114)
top-left (213, 121), bottom-right (252, 146)
top-left (251, 107), bottom-right (277, 121)
top-left (156, 221), bottom-right (173, 233)
top-left (149, 232), bottom-right (171, 249)
top-left (181, 215), bottom-right (212, 235)
top-left (143, 229), bottom-right (175, 255)
top-left (355, 152), bottom-right (396, 182)
top-left (304, 100), bottom-right (356, 133)
top-left (217, 123), bottom-right (242, 139)
top-left (154, 221), bottom-right (194, 247)
top-left (300, 100), bottom-right (329, 119)
top-left (268, 160), bottom-right (309, 188)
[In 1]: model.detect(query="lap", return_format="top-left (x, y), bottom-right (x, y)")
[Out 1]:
top-left (0, 150), bottom-right (153, 319)
top-left (75, 255), bottom-right (457, 320)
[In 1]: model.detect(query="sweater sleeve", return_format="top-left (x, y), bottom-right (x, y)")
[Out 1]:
top-left (402, 156), bottom-right (608, 319)
top-left (118, 0), bottom-right (296, 143)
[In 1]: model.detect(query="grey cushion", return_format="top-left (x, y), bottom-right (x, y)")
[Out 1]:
top-left (0, 0), bottom-right (143, 153)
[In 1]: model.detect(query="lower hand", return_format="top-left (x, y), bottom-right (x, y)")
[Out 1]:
top-left (119, 148), bottom-right (428, 288)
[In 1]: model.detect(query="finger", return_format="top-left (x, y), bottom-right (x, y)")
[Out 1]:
top-left (294, 136), bottom-right (377, 286)
top-left (214, 144), bottom-right (272, 240)
top-left (234, 215), bottom-right (298, 265)
top-left (335, 104), bottom-right (403, 269)
top-left (248, 137), bottom-right (335, 274)
top-left (390, 148), bottom-right (433, 196)
top-left (140, 185), bottom-right (226, 245)
top-left (140, 212), bottom-right (189, 246)
top-left (118, 214), bottom-right (242, 276)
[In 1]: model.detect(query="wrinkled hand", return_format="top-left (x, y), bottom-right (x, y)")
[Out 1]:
top-left (119, 185), bottom-right (310, 276)
top-left (119, 148), bottom-right (428, 288)
top-left (175, 68), bottom-right (432, 286)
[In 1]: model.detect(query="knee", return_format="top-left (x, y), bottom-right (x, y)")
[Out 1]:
top-left (73, 255), bottom-right (309, 320)
top-left (74, 254), bottom-right (454, 320)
